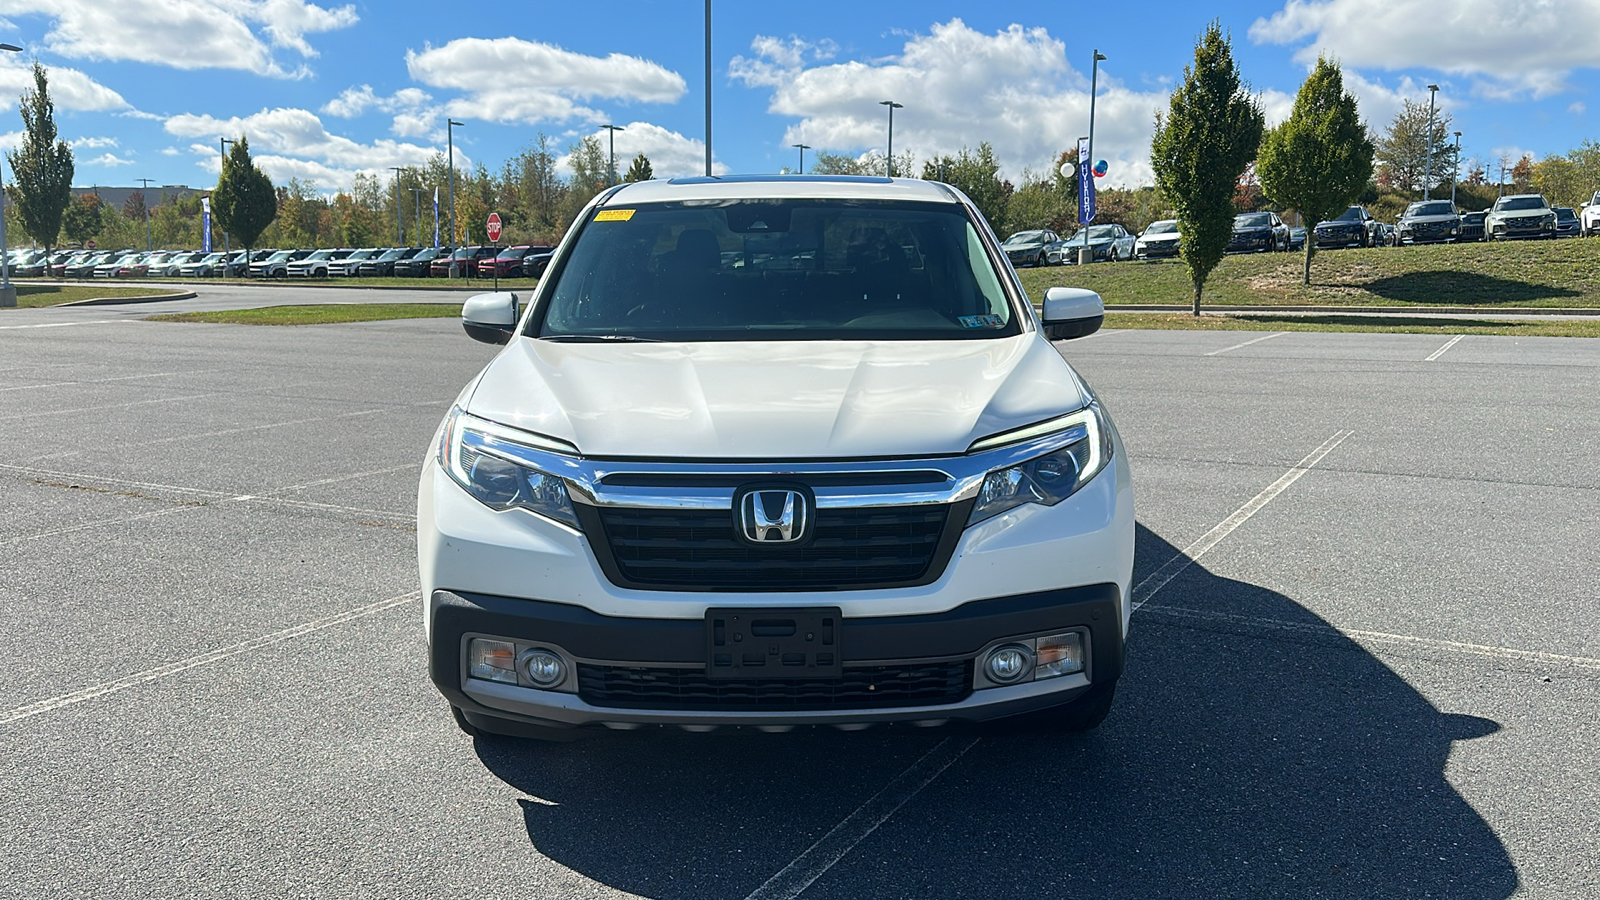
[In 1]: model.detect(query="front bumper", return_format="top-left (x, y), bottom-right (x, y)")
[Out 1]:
top-left (431, 584), bottom-right (1124, 729)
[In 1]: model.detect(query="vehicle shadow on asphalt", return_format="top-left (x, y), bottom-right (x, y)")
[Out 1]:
top-left (1359, 270), bottom-right (1579, 305)
top-left (473, 523), bottom-right (1515, 899)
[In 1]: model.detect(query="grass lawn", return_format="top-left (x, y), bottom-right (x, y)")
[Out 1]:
top-left (1103, 312), bottom-right (1600, 338)
top-left (5, 284), bottom-right (189, 309)
top-left (147, 303), bottom-right (461, 326)
top-left (1018, 238), bottom-right (1600, 309)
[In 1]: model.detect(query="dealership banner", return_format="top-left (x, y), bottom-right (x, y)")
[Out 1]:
top-left (201, 198), bottom-right (212, 252)
top-left (1077, 136), bottom-right (1095, 225)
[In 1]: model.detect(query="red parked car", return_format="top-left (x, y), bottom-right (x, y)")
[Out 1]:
top-left (475, 245), bottom-right (555, 279)
top-left (428, 245), bottom-right (497, 278)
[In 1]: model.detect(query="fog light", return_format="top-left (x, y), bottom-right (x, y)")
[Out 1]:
top-left (520, 648), bottom-right (567, 688)
top-left (984, 644), bottom-right (1034, 685)
top-left (1035, 632), bottom-right (1085, 680)
top-left (468, 638), bottom-right (517, 684)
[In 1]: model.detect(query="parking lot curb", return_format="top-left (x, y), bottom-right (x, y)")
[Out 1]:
top-left (57, 291), bottom-right (198, 307)
top-left (1103, 304), bottom-right (1600, 317)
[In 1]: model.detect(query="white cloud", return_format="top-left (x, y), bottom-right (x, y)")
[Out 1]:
top-left (160, 146), bottom-right (181, 156)
top-left (5, 0), bottom-right (357, 78)
top-left (1569, 101), bottom-right (1586, 115)
top-left (85, 152), bottom-right (135, 167)
top-left (731, 19), bottom-right (1167, 187)
top-left (558, 121), bottom-right (726, 179)
top-left (69, 136), bottom-right (118, 149)
top-left (165, 107), bottom-right (453, 189)
top-left (0, 56), bottom-right (131, 112)
top-left (406, 37), bottom-right (686, 127)
top-left (1250, 0), bottom-right (1600, 100)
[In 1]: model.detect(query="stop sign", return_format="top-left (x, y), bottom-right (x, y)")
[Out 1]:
top-left (486, 212), bottom-right (502, 243)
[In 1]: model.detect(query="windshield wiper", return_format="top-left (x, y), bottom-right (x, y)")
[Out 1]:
top-left (540, 334), bottom-right (663, 343)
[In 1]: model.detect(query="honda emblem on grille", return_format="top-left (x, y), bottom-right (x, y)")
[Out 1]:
top-left (737, 487), bottom-right (811, 544)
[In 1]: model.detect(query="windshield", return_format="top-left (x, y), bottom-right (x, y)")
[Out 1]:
top-left (346, 249), bottom-right (375, 260)
top-left (498, 247), bottom-right (529, 259)
top-left (1235, 213), bottom-right (1272, 228)
top-left (1143, 221), bottom-right (1177, 235)
top-left (1333, 207), bottom-right (1363, 222)
top-left (1003, 231), bottom-right (1048, 246)
top-left (1407, 202), bottom-right (1455, 217)
top-left (1556, 207), bottom-right (1577, 221)
top-left (377, 249), bottom-right (403, 260)
top-left (536, 199), bottom-right (1019, 342)
top-left (1496, 196), bottom-right (1547, 211)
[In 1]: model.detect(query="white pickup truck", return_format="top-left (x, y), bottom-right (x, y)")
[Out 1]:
top-left (419, 175), bottom-right (1134, 740)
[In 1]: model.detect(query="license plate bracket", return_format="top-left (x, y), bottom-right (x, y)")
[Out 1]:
top-left (705, 607), bottom-right (842, 679)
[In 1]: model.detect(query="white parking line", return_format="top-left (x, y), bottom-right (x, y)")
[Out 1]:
top-left (1204, 332), bottom-right (1287, 356)
top-left (0, 369), bottom-right (221, 393)
top-left (0, 320), bottom-right (125, 331)
top-left (1425, 334), bottom-right (1466, 361)
top-left (0, 591), bottom-right (420, 726)
top-left (1140, 603), bottom-right (1600, 672)
top-left (1131, 429), bottom-right (1353, 611)
top-left (0, 393), bottom-right (213, 422)
top-left (744, 736), bottom-right (981, 900)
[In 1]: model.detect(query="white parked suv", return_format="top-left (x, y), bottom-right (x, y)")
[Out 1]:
top-left (1582, 191), bottom-right (1600, 236)
top-left (419, 175), bottom-right (1135, 740)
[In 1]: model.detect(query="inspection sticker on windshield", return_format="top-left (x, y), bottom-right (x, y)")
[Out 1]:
top-left (959, 314), bottom-right (1005, 328)
top-left (594, 209), bottom-right (635, 222)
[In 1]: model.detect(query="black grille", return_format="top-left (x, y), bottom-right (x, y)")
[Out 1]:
top-left (585, 502), bottom-right (964, 591)
top-left (577, 660), bottom-right (972, 710)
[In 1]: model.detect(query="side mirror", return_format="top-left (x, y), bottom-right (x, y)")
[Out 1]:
top-left (462, 292), bottom-right (519, 345)
top-left (1041, 287), bottom-right (1105, 340)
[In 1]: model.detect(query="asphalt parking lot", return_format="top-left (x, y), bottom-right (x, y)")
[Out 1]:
top-left (2, 305), bottom-right (1597, 898)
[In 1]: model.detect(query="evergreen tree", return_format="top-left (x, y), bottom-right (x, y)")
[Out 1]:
top-left (212, 137), bottom-right (277, 261)
top-left (624, 153), bottom-right (654, 183)
top-left (6, 63), bottom-right (75, 268)
top-left (1151, 23), bottom-right (1264, 315)
top-left (1257, 57), bottom-right (1375, 284)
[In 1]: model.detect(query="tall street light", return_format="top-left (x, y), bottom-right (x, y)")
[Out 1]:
top-left (704, 0), bottom-right (713, 177)
top-left (219, 138), bottom-right (234, 271)
top-left (879, 100), bottom-right (903, 177)
top-left (792, 143), bottom-right (810, 175)
top-left (1451, 131), bottom-right (1462, 207)
top-left (1081, 49), bottom-right (1107, 265)
top-left (1, 41), bottom-right (23, 308)
top-left (137, 177), bottom-right (154, 251)
top-left (411, 188), bottom-right (423, 247)
top-left (389, 167), bottom-right (404, 245)
top-left (601, 124), bottom-right (625, 185)
top-left (1423, 83), bottom-right (1440, 200)
top-left (447, 118), bottom-right (463, 275)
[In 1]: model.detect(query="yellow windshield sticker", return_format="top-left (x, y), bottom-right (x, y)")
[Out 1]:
top-left (594, 209), bottom-right (635, 222)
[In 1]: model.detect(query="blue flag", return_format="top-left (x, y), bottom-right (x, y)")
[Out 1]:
top-left (433, 187), bottom-right (440, 247)
top-left (1077, 137), bottom-right (1096, 225)
top-left (201, 198), bottom-right (212, 252)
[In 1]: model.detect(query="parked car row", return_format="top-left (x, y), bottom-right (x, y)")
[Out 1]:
top-left (2, 244), bottom-right (559, 280)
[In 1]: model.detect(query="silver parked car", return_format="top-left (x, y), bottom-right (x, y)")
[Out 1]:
top-left (1395, 201), bottom-right (1461, 245)
top-left (1485, 194), bottom-right (1556, 241)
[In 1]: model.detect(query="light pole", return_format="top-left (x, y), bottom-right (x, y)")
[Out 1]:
top-left (136, 177), bottom-right (154, 251)
top-left (793, 143), bottom-right (810, 175)
top-left (447, 118), bottom-right (463, 275)
top-left (601, 124), bottom-right (625, 185)
top-left (219, 138), bottom-right (234, 272)
top-left (0, 42), bottom-right (23, 307)
top-left (411, 188), bottom-right (423, 247)
top-left (704, 0), bottom-right (712, 176)
top-left (879, 100), bottom-right (903, 177)
top-left (1451, 131), bottom-right (1462, 207)
top-left (1423, 83), bottom-right (1440, 200)
top-left (1081, 50), bottom-right (1107, 265)
top-left (389, 167), bottom-right (403, 245)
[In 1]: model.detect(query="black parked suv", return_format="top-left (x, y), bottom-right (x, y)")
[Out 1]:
top-left (1314, 206), bottom-right (1380, 249)
top-left (1227, 211), bottom-right (1290, 253)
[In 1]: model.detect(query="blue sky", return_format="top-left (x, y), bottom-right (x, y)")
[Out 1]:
top-left (0, 0), bottom-right (1594, 193)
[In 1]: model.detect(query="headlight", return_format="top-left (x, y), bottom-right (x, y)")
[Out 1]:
top-left (438, 407), bottom-right (580, 528)
top-left (967, 405), bottom-right (1113, 526)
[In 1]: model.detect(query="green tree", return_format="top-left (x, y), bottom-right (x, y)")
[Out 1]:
top-left (1375, 98), bottom-right (1458, 195)
top-left (6, 62), bottom-right (75, 266)
top-left (1257, 57), bottom-right (1375, 284)
top-left (623, 152), bottom-right (654, 183)
top-left (922, 143), bottom-right (1010, 232)
top-left (212, 137), bottom-right (277, 259)
top-left (1150, 23), bottom-right (1264, 315)
top-left (809, 150), bottom-right (874, 175)
top-left (62, 193), bottom-right (105, 247)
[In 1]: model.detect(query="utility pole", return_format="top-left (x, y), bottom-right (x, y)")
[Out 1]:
top-left (137, 177), bottom-right (154, 251)
top-left (1423, 84), bottom-right (1440, 200)
top-left (447, 118), bottom-right (464, 275)
top-left (411, 188), bottom-right (422, 247)
top-left (879, 100), bottom-right (903, 177)
top-left (389, 167), bottom-right (403, 245)
top-left (1451, 131), bottom-right (1462, 207)
top-left (0, 42), bottom-right (20, 308)
top-left (792, 143), bottom-right (809, 175)
top-left (601, 125), bottom-right (624, 185)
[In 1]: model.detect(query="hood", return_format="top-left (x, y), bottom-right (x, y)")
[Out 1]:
top-left (464, 335), bottom-right (1090, 459)
top-left (1494, 208), bottom-right (1550, 219)
top-left (1140, 233), bottom-right (1179, 242)
top-left (1403, 214), bottom-right (1458, 224)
